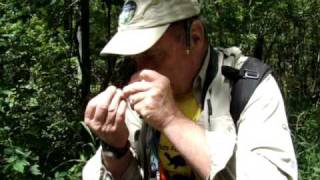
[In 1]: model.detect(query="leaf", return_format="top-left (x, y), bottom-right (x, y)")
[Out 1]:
top-left (13, 159), bottom-right (30, 173)
top-left (54, 171), bottom-right (68, 179)
top-left (15, 148), bottom-right (31, 158)
top-left (29, 97), bottom-right (39, 107)
top-left (0, 90), bottom-right (12, 95)
top-left (80, 154), bottom-right (86, 161)
top-left (6, 156), bottom-right (17, 163)
top-left (30, 164), bottom-right (41, 175)
top-left (50, 0), bottom-right (57, 5)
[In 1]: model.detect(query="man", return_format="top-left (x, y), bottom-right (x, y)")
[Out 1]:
top-left (83, 0), bottom-right (297, 179)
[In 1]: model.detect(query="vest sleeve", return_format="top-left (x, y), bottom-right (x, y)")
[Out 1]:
top-left (236, 75), bottom-right (298, 180)
top-left (82, 108), bottom-right (143, 180)
top-left (82, 147), bottom-right (142, 180)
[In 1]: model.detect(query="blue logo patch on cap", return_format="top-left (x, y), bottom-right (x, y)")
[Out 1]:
top-left (119, 1), bottom-right (137, 25)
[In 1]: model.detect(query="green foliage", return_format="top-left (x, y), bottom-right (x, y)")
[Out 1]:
top-left (290, 106), bottom-right (320, 179)
top-left (0, 0), bottom-right (91, 179)
top-left (1, 144), bottom-right (41, 178)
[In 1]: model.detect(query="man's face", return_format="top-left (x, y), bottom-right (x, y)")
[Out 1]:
top-left (130, 24), bottom-right (196, 96)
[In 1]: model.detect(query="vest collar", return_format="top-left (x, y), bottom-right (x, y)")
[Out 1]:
top-left (192, 46), bottom-right (219, 107)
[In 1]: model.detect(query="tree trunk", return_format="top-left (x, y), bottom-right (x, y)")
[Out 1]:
top-left (79, 0), bottom-right (91, 109)
top-left (253, 33), bottom-right (264, 60)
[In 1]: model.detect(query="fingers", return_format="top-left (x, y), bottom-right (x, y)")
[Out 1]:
top-left (128, 91), bottom-right (146, 105)
top-left (84, 97), bottom-right (97, 121)
top-left (139, 69), bottom-right (162, 81)
top-left (125, 70), bottom-right (167, 98)
top-left (123, 81), bottom-right (151, 98)
top-left (114, 100), bottom-right (127, 128)
top-left (129, 69), bottom-right (162, 83)
top-left (93, 86), bottom-right (117, 124)
top-left (105, 89), bottom-right (123, 126)
top-left (84, 86), bottom-right (130, 147)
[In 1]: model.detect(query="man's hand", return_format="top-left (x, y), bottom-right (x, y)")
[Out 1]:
top-left (84, 86), bottom-right (129, 148)
top-left (123, 70), bottom-right (182, 131)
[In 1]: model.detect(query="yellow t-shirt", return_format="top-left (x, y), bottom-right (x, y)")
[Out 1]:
top-left (158, 92), bottom-right (202, 178)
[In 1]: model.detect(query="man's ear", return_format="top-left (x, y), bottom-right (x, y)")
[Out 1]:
top-left (190, 19), bottom-right (205, 47)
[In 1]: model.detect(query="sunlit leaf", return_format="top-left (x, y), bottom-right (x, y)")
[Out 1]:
top-left (13, 159), bottom-right (30, 173)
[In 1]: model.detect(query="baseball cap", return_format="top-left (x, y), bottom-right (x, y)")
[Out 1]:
top-left (101, 0), bottom-right (200, 55)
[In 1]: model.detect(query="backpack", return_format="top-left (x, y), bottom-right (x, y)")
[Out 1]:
top-left (221, 54), bottom-right (272, 123)
top-left (200, 47), bottom-right (272, 124)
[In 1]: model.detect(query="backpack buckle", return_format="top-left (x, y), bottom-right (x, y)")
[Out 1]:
top-left (241, 69), bottom-right (260, 79)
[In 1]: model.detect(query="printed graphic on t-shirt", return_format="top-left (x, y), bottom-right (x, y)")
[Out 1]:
top-left (158, 92), bottom-right (202, 178)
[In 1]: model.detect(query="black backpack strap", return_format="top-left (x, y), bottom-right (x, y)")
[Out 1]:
top-left (222, 57), bottom-right (272, 123)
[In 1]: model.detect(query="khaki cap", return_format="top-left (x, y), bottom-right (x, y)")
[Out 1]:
top-left (101, 0), bottom-right (200, 55)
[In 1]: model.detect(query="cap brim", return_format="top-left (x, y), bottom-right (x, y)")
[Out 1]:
top-left (100, 24), bottom-right (170, 56)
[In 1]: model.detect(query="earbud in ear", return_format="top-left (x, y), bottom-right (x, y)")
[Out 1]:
top-left (185, 20), bottom-right (193, 54)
